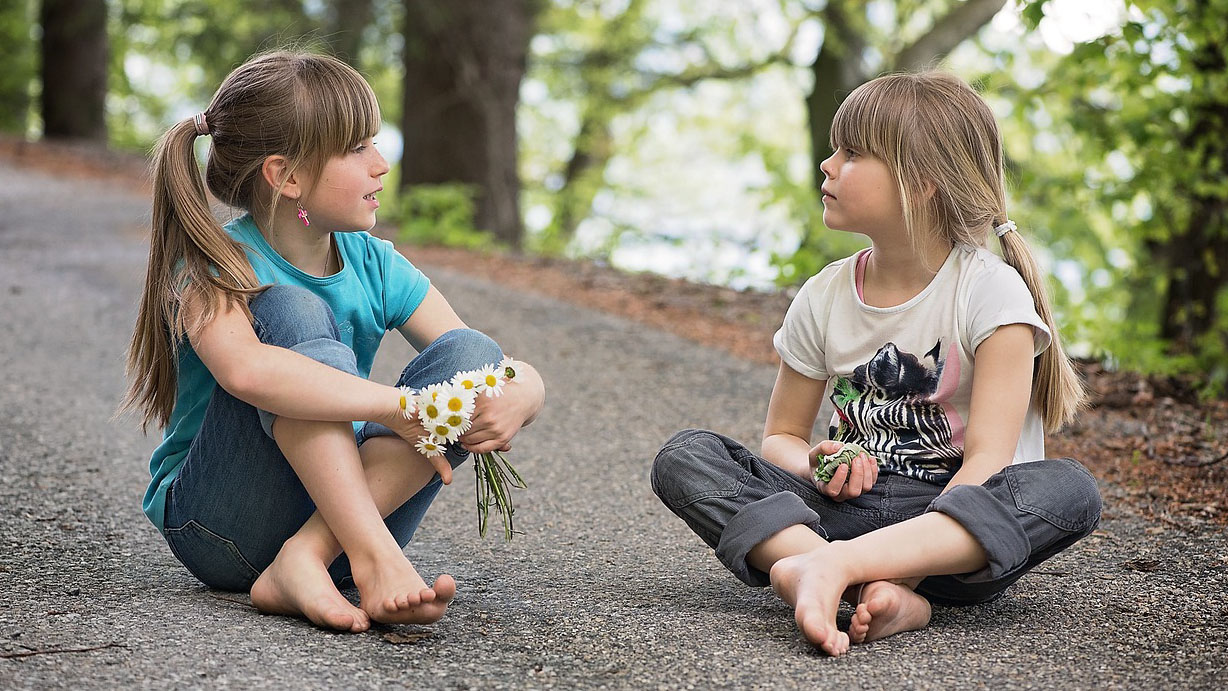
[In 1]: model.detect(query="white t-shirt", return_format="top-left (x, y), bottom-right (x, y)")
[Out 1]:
top-left (772, 244), bottom-right (1051, 485)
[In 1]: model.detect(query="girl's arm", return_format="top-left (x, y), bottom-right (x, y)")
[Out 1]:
top-left (761, 362), bottom-right (826, 477)
top-left (187, 293), bottom-right (451, 475)
top-left (762, 362), bottom-right (878, 501)
top-left (945, 323), bottom-right (1036, 491)
top-left (395, 286), bottom-right (546, 455)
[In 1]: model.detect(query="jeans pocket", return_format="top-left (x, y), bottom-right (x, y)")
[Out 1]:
top-left (165, 520), bottom-right (261, 591)
top-left (1005, 458), bottom-right (1099, 532)
top-left (652, 436), bottom-right (751, 511)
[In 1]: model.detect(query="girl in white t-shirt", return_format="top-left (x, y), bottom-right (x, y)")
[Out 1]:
top-left (652, 72), bottom-right (1100, 656)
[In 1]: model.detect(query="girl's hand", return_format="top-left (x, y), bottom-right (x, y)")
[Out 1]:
top-left (374, 392), bottom-right (457, 485)
top-left (459, 389), bottom-right (535, 455)
top-left (810, 440), bottom-right (878, 502)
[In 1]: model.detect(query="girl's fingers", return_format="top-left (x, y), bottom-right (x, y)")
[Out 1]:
top-left (426, 453), bottom-right (453, 485)
top-left (845, 457), bottom-right (864, 497)
top-left (824, 465), bottom-right (848, 499)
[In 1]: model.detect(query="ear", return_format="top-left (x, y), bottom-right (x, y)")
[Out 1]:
top-left (260, 155), bottom-right (304, 200)
top-left (919, 178), bottom-right (937, 202)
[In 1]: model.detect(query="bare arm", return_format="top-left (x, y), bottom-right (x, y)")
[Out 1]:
top-left (761, 362), bottom-right (827, 477)
top-left (395, 285), bottom-right (546, 455)
top-left (944, 323), bottom-right (1036, 492)
top-left (762, 361), bottom-right (878, 501)
top-left (189, 293), bottom-right (405, 427)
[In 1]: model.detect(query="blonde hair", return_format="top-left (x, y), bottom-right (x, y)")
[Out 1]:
top-left (122, 50), bottom-right (381, 430)
top-left (830, 72), bottom-right (1086, 431)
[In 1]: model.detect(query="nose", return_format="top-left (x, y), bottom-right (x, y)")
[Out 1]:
top-left (373, 149), bottom-right (390, 177)
top-left (819, 150), bottom-right (838, 180)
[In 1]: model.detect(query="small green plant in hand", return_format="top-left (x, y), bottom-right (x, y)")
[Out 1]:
top-left (813, 442), bottom-right (881, 484)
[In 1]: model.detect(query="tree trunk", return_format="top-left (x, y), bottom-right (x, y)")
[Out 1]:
top-left (805, 0), bottom-right (1007, 198)
top-left (1160, 38), bottom-right (1228, 351)
top-left (325, 0), bottom-right (374, 67)
top-left (805, 1), bottom-right (867, 192)
top-left (40, 0), bottom-right (108, 141)
top-left (400, 0), bottom-right (532, 247)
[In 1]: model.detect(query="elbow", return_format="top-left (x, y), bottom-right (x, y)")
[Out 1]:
top-left (212, 360), bottom-right (264, 402)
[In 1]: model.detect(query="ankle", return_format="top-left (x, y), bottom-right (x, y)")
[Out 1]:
top-left (280, 534), bottom-right (340, 564)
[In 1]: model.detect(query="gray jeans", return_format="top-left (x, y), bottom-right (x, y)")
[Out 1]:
top-left (650, 429), bottom-right (1102, 606)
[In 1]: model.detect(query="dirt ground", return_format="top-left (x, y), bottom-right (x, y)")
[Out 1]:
top-left (6, 135), bottom-right (1223, 530)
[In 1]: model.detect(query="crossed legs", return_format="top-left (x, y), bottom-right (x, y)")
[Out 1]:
top-left (250, 426), bottom-right (453, 632)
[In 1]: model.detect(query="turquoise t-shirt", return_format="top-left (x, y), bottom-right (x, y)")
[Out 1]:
top-left (142, 214), bottom-right (431, 532)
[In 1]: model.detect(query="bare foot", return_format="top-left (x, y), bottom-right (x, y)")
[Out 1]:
top-left (251, 541), bottom-right (370, 633)
top-left (352, 556), bottom-right (456, 625)
top-left (848, 580), bottom-right (932, 644)
top-left (770, 547), bottom-right (852, 656)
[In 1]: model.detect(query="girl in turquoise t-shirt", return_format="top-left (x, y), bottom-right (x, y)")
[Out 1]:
top-left (122, 51), bottom-right (545, 633)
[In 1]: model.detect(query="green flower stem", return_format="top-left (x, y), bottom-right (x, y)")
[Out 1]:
top-left (474, 450), bottom-right (528, 540)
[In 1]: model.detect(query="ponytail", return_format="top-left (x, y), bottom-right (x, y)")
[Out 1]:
top-left (120, 117), bottom-right (261, 431)
top-left (996, 222), bottom-right (1087, 432)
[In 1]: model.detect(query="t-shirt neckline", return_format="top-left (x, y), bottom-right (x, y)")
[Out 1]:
top-left (851, 245), bottom-right (960, 314)
top-left (236, 214), bottom-right (348, 285)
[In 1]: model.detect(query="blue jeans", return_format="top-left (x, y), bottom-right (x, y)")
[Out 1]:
top-left (163, 285), bottom-right (503, 591)
top-left (651, 429), bottom-right (1102, 606)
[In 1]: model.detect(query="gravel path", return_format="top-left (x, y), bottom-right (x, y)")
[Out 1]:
top-left (1, 160), bottom-right (1225, 689)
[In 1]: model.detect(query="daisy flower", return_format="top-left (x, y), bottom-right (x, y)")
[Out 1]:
top-left (439, 382), bottom-right (477, 418)
top-left (415, 437), bottom-right (444, 458)
top-left (499, 356), bottom-right (519, 381)
top-left (480, 364), bottom-right (507, 398)
top-left (451, 369), bottom-right (482, 393)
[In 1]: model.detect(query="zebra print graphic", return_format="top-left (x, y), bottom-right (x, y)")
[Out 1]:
top-left (828, 340), bottom-right (961, 484)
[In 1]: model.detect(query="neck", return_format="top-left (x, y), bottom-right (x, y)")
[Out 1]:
top-left (864, 230), bottom-right (953, 298)
top-left (255, 205), bottom-right (335, 277)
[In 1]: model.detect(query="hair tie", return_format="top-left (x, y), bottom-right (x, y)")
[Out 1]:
top-left (994, 219), bottom-right (1017, 238)
top-left (193, 112), bottom-right (210, 136)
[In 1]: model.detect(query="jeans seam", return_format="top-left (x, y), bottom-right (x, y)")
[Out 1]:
top-left (166, 519), bottom-right (262, 581)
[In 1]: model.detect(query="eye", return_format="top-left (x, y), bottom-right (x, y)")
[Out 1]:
top-left (844, 147), bottom-right (860, 159)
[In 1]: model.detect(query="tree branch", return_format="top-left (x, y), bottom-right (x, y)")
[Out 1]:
top-left (893, 0), bottom-right (1008, 71)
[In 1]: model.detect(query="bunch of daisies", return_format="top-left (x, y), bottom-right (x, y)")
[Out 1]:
top-left (401, 357), bottom-right (527, 540)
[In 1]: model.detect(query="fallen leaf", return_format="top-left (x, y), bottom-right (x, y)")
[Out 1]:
top-left (1121, 559), bottom-right (1162, 572)
top-left (382, 631), bottom-right (431, 644)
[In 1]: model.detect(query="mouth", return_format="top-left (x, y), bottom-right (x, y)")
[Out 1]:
top-left (821, 187), bottom-right (836, 200)
top-left (363, 188), bottom-right (382, 201)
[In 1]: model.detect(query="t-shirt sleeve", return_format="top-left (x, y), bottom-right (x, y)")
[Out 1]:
top-left (376, 238), bottom-right (431, 330)
top-left (966, 263), bottom-right (1052, 356)
top-left (772, 274), bottom-right (830, 381)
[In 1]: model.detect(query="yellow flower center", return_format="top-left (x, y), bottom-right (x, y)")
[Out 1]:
top-left (447, 415), bottom-right (463, 427)
top-left (448, 398), bottom-right (463, 412)
top-left (434, 425), bottom-right (450, 437)
top-left (485, 375), bottom-right (498, 386)
top-left (425, 404), bottom-right (439, 418)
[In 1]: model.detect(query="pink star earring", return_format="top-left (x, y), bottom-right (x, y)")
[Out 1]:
top-left (296, 201), bottom-right (311, 227)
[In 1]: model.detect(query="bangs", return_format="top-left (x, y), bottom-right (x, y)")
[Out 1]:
top-left (829, 76), bottom-right (915, 165)
top-left (298, 57), bottom-right (382, 156)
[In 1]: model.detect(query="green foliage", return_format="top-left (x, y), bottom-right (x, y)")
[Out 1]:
top-left (1011, 0), bottom-right (1228, 390)
top-left (391, 182), bottom-right (498, 251)
top-left (0, 0), bottom-right (36, 134)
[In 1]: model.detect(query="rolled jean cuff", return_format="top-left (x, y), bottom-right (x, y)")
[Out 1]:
top-left (357, 421), bottom-right (470, 470)
top-left (257, 338), bottom-right (360, 439)
top-left (926, 483), bottom-right (1029, 582)
top-left (716, 492), bottom-right (825, 587)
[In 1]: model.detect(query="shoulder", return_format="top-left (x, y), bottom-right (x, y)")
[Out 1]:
top-left (794, 251), bottom-right (860, 302)
top-left (335, 230), bottom-right (394, 258)
top-left (956, 245), bottom-right (1028, 292)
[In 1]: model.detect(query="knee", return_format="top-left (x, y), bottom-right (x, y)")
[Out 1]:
top-left (427, 328), bottom-right (504, 370)
top-left (1012, 458), bottom-right (1103, 535)
top-left (249, 285), bottom-right (339, 346)
top-left (651, 429), bottom-right (736, 507)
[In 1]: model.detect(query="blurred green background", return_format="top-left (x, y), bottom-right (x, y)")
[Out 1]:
top-left (4, 0), bottom-right (1226, 389)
